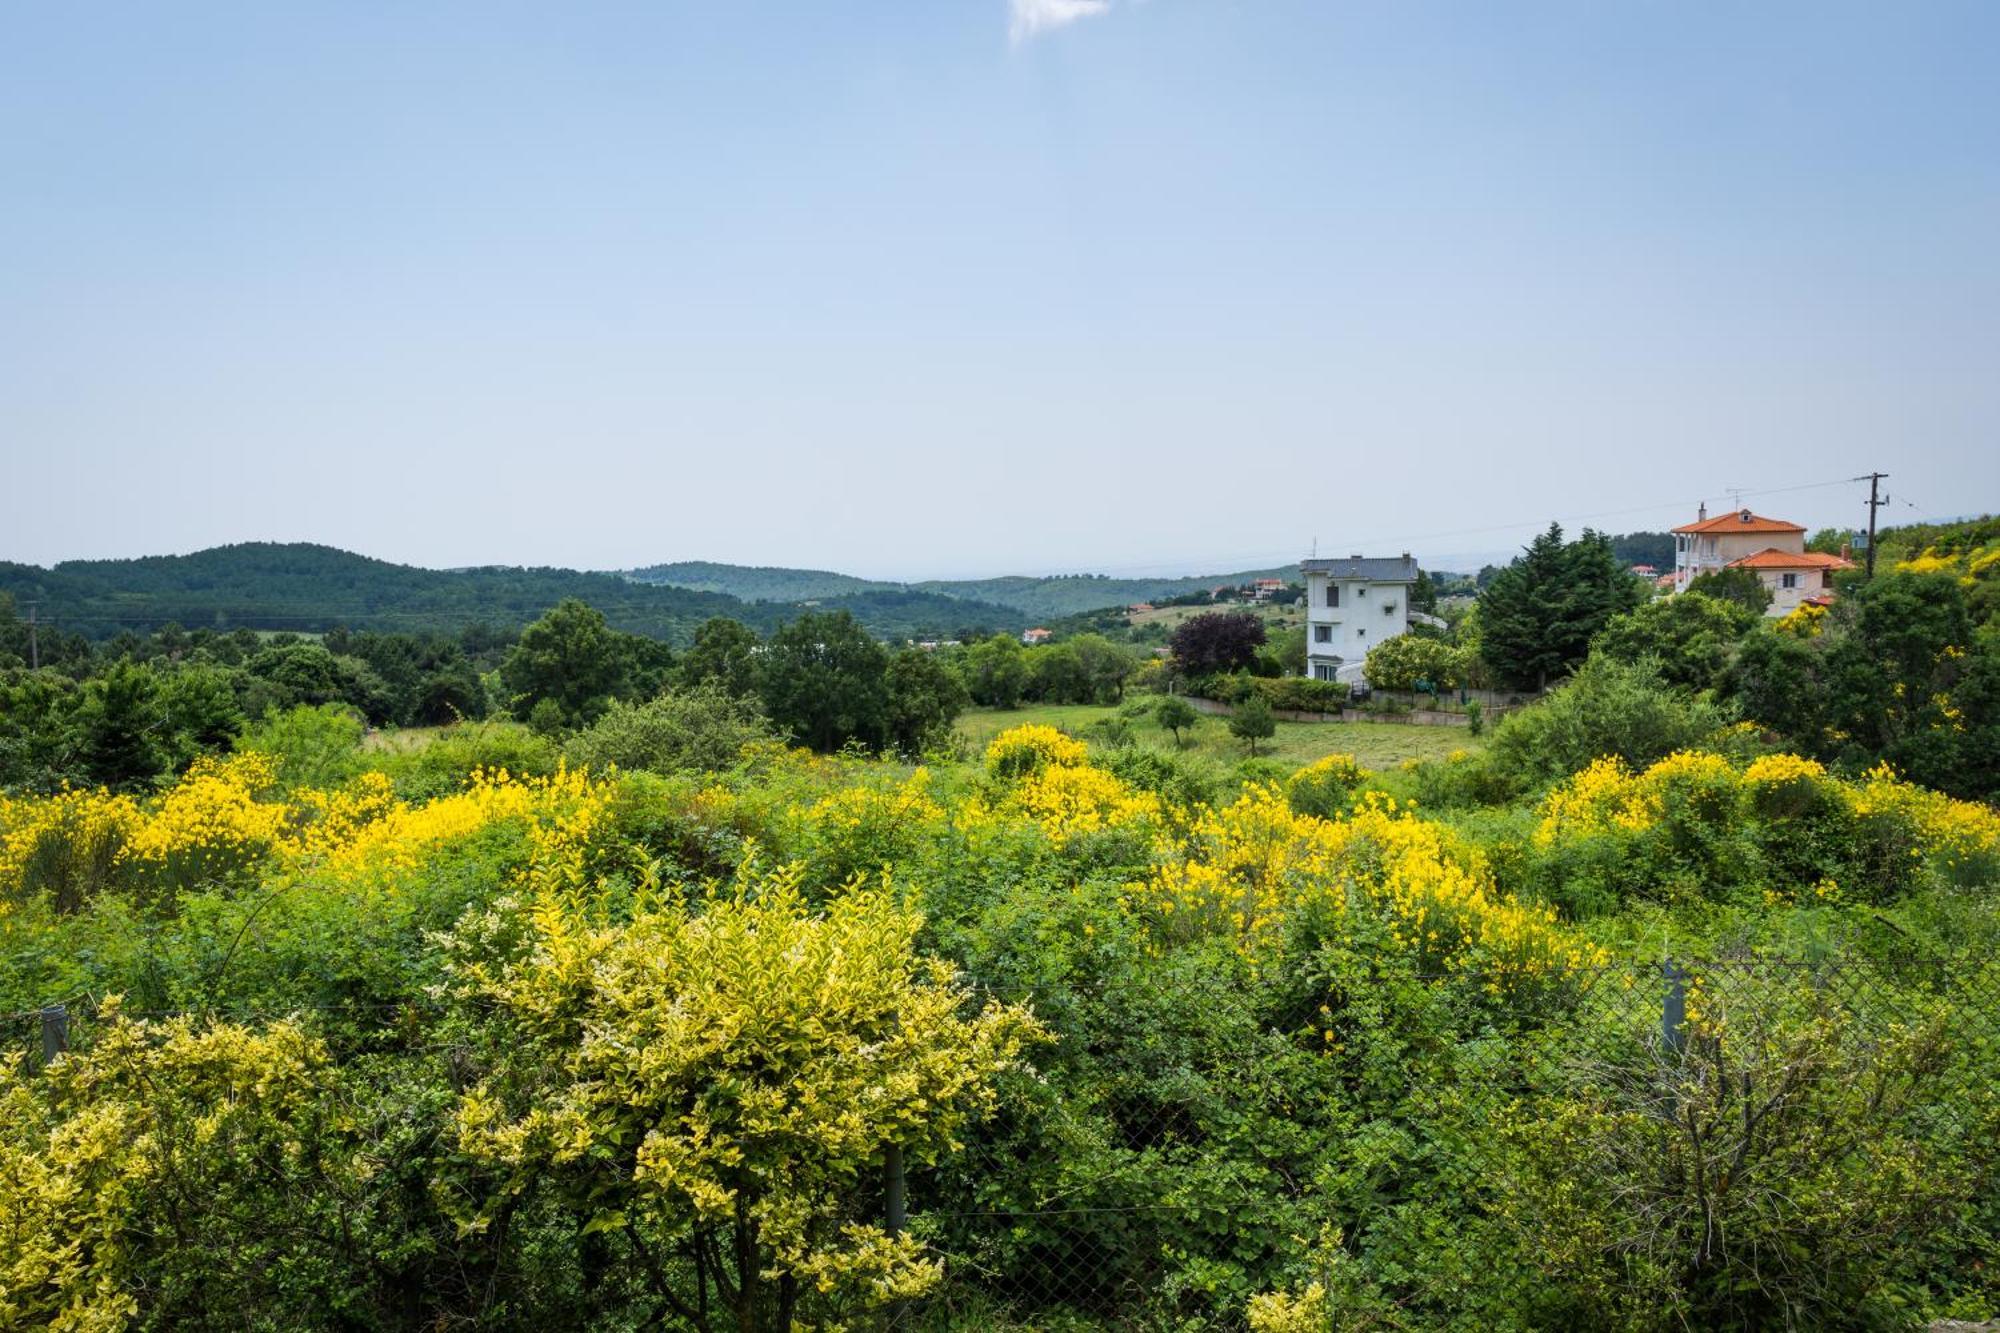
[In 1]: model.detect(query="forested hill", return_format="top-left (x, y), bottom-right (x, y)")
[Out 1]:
top-left (0, 543), bottom-right (1028, 644)
top-left (628, 560), bottom-right (1299, 619)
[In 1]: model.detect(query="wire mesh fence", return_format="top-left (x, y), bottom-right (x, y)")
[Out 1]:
top-left (6, 954), bottom-right (1998, 1330)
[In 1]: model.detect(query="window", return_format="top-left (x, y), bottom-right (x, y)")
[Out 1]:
top-left (1326, 584), bottom-right (1340, 608)
top-left (1357, 628), bottom-right (1366, 639)
top-left (1358, 586), bottom-right (1367, 597)
top-left (1313, 663), bottom-right (1336, 681)
top-left (1822, 571), bottom-right (1835, 589)
top-left (1781, 573), bottom-right (1798, 590)
top-left (1383, 601), bottom-right (1396, 616)
top-left (1314, 625), bottom-right (1332, 643)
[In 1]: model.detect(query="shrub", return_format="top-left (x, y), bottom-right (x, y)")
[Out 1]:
top-left (443, 868), bottom-right (1044, 1329)
top-left (1363, 635), bottom-right (1468, 691)
top-left (984, 724), bottom-right (1088, 780)
top-left (237, 703), bottom-right (366, 791)
top-left (1286, 754), bottom-right (1371, 820)
top-left (563, 684), bottom-right (774, 777)
top-left (1250, 677), bottom-right (1349, 713)
top-left (1484, 654), bottom-right (1731, 794)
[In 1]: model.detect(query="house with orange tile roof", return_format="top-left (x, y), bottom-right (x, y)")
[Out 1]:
top-left (1671, 504), bottom-right (1853, 614)
top-left (1724, 548), bottom-right (1855, 615)
top-left (1672, 505), bottom-right (1807, 592)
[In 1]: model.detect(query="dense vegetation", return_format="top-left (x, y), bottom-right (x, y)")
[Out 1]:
top-left (0, 543), bottom-right (1025, 646)
top-left (3, 516), bottom-right (1997, 1330)
top-left (630, 559), bottom-right (1300, 620)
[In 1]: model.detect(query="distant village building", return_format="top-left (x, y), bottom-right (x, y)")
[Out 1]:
top-left (1671, 505), bottom-right (1853, 614)
top-left (1021, 627), bottom-right (1052, 645)
top-left (1128, 602), bottom-right (1155, 614)
top-left (1248, 578), bottom-right (1285, 601)
top-left (1300, 553), bottom-right (1420, 684)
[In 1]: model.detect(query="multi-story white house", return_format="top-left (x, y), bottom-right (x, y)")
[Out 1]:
top-left (1301, 554), bottom-right (1420, 683)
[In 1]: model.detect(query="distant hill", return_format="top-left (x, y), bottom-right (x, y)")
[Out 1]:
top-left (0, 543), bottom-right (1029, 645)
top-left (629, 560), bottom-right (888, 603)
top-left (628, 561), bottom-right (1300, 621)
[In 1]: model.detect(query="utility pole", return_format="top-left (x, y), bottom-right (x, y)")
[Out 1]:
top-left (24, 600), bottom-right (39, 670)
top-left (1858, 472), bottom-right (1889, 578)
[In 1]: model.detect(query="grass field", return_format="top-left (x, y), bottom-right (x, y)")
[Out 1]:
top-left (956, 702), bottom-right (1477, 771)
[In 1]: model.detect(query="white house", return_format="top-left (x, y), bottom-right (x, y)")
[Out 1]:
top-left (1301, 554), bottom-right (1420, 683)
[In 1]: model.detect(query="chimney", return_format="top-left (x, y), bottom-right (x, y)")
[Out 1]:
top-left (1841, 541), bottom-right (1852, 561)
top-left (1698, 501), bottom-right (1707, 521)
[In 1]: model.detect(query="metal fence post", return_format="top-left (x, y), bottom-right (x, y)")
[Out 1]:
top-left (1661, 962), bottom-right (1687, 1055)
top-left (885, 1143), bottom-right (907, 1327)
top-left (40, 1004), bottom-right (69, 1066)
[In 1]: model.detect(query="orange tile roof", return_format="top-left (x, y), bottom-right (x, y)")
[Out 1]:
top-left (1673, 509), bottom-right (1808, 535)
top-left (1726, 548), bottom-right (1855, 570)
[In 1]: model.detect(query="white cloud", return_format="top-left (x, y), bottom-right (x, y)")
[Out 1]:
top-left (1009, 0), bottom-right (1113, 44)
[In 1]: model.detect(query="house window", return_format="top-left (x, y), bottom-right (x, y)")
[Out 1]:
top-left (1383, 602), bottom-right (1396, 616)
top-left (1357, 628), bottom-right (1366, 639)
top-left (1313, 625), bottom-right (1332, 643)
top-left (1822, 571), bottom-right (1835, 589)
top-left (1781, 573), bottom-right (1798, 590)
top-left (1326, 584), bottom-right (1340, 608)
top-left (1313, 663), bottom-right (1336, 681)
top-left (1358, 586), bottom-right (1367, 597)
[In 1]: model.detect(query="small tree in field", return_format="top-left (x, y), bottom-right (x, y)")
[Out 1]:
top-left (1230, 695), bottom-right (1276, 756)
top-left (1155, 695), bottom-right (1199, 747)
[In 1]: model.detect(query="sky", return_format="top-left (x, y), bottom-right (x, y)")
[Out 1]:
top-left (2, 1), bottom-right (1996, 579)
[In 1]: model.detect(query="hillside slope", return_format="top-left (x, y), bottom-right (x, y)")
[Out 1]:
top-left (0, 544), bottom-right (1027, 644)
top-left (628, 560), bottom-right (1299, 619)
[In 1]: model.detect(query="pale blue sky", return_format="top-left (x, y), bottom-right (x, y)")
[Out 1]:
top-left (3, 2), bottom-right (1995, 577)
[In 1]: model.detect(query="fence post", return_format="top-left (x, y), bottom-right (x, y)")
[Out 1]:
top-left (40, 1004), bottom-right (69, 1066)
top-left (884, 1143), bottom-right (907, 1326)
top-left (1661, 962), bottom-right (1687, 1056)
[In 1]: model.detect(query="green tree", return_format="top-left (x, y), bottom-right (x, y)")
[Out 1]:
top-left (156, 665), bottom-right (247, 768)
top-left (1479, 525), bottom-right (1644, 690)
top-left (1154, 695), bottom-right (1199, 747)
top-left (1069, 633), bottom-right (1139, 703)
top-left (1685, 567), bottom-right (1772, 616)
top-left (501, 599), bottom-right (627, 729)
top-left (679, 616), bottom-right (762, 698)
top-left (1591, 594), bottom-right (1758, 692)
top-left (962, 634), bottom-right (1029, 709)
top-left (1228, 695), bottom-right (1276, 756)
top-left (72, 661), bottom-right (167, 791)
top-left (758, 611), bottom-right (890, 753)
top-left (885, 649), bottom-right (970, 756)
top-left (1027, 643), bottom-right (1089, 704)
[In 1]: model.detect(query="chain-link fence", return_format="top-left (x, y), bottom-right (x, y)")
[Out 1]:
top-left (890, 954), bottom-right (2000, 1329)
top-left (7, 956), bottom-right (1998, 1330)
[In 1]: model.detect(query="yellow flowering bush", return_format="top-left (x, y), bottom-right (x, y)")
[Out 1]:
top-left (1285, 753), bottom-right (1371, 820)
top-left (1007, 760), bottom-right (1162, 847)
top-left (984, 723), bottom-right (1088, 780)
top-left (1134, 784), bottom-right (1600, 979)
top-left (800, 769), bottom-right (949, 882)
